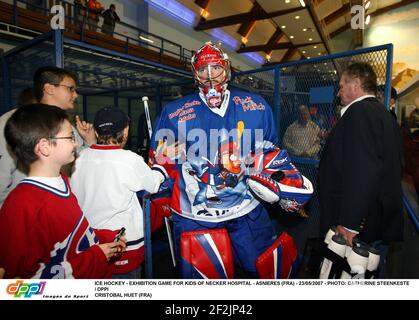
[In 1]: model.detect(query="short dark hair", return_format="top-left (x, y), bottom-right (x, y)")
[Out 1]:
top-left (344, 62), bottom-right (377, 94)
top-left (110, 4), bottom-right (115, 9)
top-left (33, 66), bottom-right (78, 101)
top-left (5, 103), bottom-right (69, 169)
top-left (96, 131), bottom-right (126, 145)
top-left (17, 87), bottom-right (37, 107)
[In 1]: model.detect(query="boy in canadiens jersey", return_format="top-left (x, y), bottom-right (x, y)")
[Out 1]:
top-left (0, 104), bottom-right (126, 279)
top-left (70, 107), bottom-right (167, 278)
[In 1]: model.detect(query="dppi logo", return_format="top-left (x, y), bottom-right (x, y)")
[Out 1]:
top-left (6, 280), bottom-right (46, 298)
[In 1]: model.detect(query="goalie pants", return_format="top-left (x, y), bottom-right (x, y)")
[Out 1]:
top-left (172, 204), bottom-right (276, 275)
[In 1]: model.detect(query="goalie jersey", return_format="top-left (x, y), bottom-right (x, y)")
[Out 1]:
top-left (149, 89), bottom-right (280, 223)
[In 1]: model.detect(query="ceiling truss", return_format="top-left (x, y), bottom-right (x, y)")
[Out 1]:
top-left (191, 0), bottom-right (416, 65)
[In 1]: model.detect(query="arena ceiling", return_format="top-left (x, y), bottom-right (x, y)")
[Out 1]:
top-left (178, 0), bottom-right (417, 65)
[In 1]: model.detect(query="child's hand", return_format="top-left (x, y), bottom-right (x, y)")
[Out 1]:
top-left (98, 240), bottom-right (127, 261)
top-left (75, 115), bottom-right (96, 146)
top-left (118, 235), bottom-right (127, 245)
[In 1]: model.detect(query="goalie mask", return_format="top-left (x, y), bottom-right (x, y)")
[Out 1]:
top-left (191, 42), bottom-right (231, 108)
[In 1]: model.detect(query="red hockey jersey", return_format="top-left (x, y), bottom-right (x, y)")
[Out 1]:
top-left (0, 176), bottom-right (111, 279)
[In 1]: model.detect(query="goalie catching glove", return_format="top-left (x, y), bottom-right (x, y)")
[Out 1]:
top-left (247, 149), bottom-right (313, 211)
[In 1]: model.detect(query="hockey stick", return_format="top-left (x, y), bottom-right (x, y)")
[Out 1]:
top-left (141, 96), bottom-right (177, 268)
top-left (142, 96), bottom-right (153, 140)
top-left (164, 216), bottom-right (176, 268)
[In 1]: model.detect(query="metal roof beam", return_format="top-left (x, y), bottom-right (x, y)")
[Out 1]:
top-left (237, 2), bottom-right (265, 37)
top-left (323, 3), bottom-right (350, 25)
top-left (237, 41), bottom-right (321, 53)
top-left (194, 7), bottom-right (304, 31)
top-left (307, 1), bottom-right (331, 54)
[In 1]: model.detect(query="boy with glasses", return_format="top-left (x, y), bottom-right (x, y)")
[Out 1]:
top-left (0, 104), bottom-right (126, 278)
top-left (33, 66), bottom-right (96, 149)
top-left (0, 66), bottom-right (95, 208)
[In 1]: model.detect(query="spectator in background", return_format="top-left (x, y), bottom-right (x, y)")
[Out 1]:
top-left (0, 88), bottom-right (37, 208)
top-left (318, 62), bottom-right (403, 277)
top-left (27, 0), bottom-right (44, 15)
top-left (16, 87), bottom-right (37, 108)
top-left (33, 66), bottom-right (96, 149)
top-left (309, 105), bottom-right (327, 129)
top-left (74, 0), bottom-right (87, 33)
top-left (328, 104), bottom-right (342, 129)
top-left (101, 4), bottom-right (120, 36)
top-left (377, 86), bottom-right (398, 120)
top-left (310, 105), bottom-right (328, 145)
top-left (389, 87), bottom-right (398, 119)
top-left (1, 66), bottom-right (96, 208)
top-left (88, 0), bottom-right (104, 32)
top-left (282, 105), bottom-right (321, 159)
top-left (408, 107), bottom-right (419, 129)
top-left (402, 107), bottom-right (419, 196)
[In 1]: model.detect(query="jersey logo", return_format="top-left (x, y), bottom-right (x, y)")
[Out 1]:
top-left (232, 96), bottom-right (265, 112)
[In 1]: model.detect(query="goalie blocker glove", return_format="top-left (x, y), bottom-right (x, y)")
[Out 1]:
top-left (247, 149), bottom-right (313, 211)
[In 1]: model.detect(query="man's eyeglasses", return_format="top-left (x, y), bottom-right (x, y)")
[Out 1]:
top-left (50, 133), bottom-right (76, 143)
top-left (55, 84), bottom-right (77, 93)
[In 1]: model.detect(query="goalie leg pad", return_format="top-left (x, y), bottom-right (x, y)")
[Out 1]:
top-left (256, 232), bottom-right (299, 279)
top-left (180, 228), bottom-right (235, 279)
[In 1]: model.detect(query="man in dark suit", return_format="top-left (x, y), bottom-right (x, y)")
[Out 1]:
top-left (318, 63), bottom-right (403, 274)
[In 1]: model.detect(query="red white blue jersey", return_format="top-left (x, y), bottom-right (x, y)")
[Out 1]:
top-left (149, 89), bottom-right (278, 222)
top-left (0, 176), bottom-right (110, 279)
